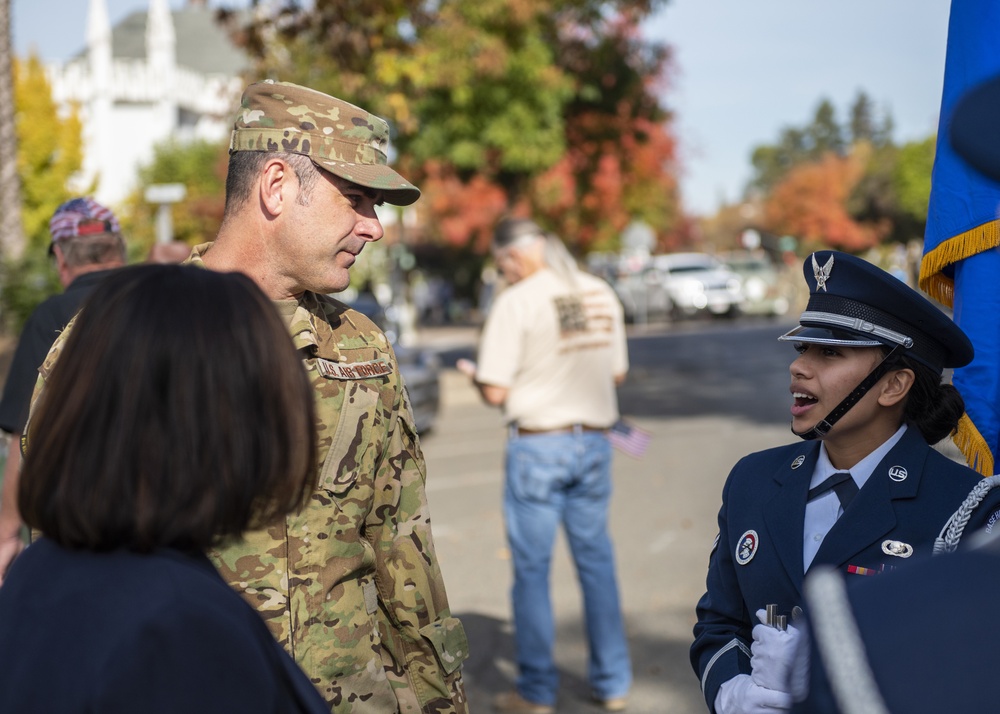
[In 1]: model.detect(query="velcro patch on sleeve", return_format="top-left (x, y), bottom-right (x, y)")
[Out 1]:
top-left (317, 357), bottom-right (392, 380)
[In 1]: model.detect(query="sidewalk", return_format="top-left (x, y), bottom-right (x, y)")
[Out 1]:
top-left (411, 320), bottom-right (675, 354)
top-left (411, 324), bottom-right (481, 353)
top-left (421, 359), bottom-right (792, 713)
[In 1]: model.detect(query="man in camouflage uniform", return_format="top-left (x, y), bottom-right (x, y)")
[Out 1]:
top-left (29, 80), bottom-right (469, 713)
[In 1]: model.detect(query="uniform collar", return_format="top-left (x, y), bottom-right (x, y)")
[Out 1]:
top-left (812, 424), bottom-right (908, 491)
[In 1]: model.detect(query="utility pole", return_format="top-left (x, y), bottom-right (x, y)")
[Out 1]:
top-left (0, 0), bottom-right (24, 262)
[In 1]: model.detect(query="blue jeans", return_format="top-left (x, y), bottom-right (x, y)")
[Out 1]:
top-left (504, 427), bottom-right (632, 705)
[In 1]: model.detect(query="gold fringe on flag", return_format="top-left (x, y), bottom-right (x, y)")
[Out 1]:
top-left (953, 412), bottom-right (994, 476)
top-left (919, 218), bottom-right (1000, 475)
top-left (918, 218), bottom-right (1000, 308)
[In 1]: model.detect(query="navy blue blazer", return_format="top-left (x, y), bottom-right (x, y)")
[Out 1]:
top-left (690, 427), bottom-right (1000, 713)
top-left (0, 538), bottom-right (330, 714)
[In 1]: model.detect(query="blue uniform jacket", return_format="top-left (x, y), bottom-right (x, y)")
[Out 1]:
top-left (0, 538), bottom-right (330, 714)
top-left (794, 536), bottom-right (1000, 714)
top-left (690, 427), bottom-right (1000, 713)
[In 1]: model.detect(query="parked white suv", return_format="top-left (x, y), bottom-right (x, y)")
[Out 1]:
top-left (650, 252), bottom-right (745, 318)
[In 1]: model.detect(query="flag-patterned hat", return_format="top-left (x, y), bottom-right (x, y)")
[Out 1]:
top-left (48, 197), bottom-right (121, 254)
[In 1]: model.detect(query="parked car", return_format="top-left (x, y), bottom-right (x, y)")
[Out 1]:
top-left (650, 252), bottom-right (745, 319)
top-left (720, 251), bottom-right (792, 317)
top-left (348, 293), bottom-right (442, 434)
top-left (609, 262), bottom-right (674, 324)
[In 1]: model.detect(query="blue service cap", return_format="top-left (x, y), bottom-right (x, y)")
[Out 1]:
top-left (778, 250), bottom-right (973, 372)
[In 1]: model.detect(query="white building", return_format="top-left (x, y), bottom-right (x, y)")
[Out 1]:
top-left (47, 0), bottom-right (248, 208)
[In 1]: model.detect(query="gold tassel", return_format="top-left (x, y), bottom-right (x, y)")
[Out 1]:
top-left (921, 220), bottom-right (1000, 472)
top-left (919, 218), bottom-right (1000, 307)
top-left (953, 412), bottom-right (994, 476)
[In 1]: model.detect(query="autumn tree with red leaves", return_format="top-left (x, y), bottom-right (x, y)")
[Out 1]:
top-left (748, 92), bottom-right (931, 255)
top-left (221, 0), bottom-right (681, 258)
top-left (763, 152), bottom-right (889, 252)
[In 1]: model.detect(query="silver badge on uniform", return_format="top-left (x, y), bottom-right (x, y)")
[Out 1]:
top-left (791, 455), bottom-right (805, 470)
top-left (736, 530), bottom-right (759, 565)
top-left (881, 540), bottom-right (913, 558)
top-left (887, 466), bottom-right (908, 482)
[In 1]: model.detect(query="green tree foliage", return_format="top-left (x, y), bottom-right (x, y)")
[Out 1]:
top-left (403, 2), bottom-right (573, 186)
top-left (750, 90), bottom-right (929, 252)
top-left (222, 0), bottom-right (679, 258)
top-left (120, 138), bottom-right (229, 260)
top-left (537, 10), bottom-right (680, 251)
top-left (808, 99), bottom-right (845, 158)
top-left (893, 136), bottom-right (935, 222)
top-left (848, 91), bottom-right (892, 147)
top-left (13, 56), bottom-right (83, 253)
top-left (749, 127), bottom-right (808, 195)
top-left (2, 55), bottom-right (84, 332)
top-left (751, 98), bottom-right (861, 194)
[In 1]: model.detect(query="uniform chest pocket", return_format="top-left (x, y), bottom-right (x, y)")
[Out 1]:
top-left (317, 380), bottom-right (381, 496)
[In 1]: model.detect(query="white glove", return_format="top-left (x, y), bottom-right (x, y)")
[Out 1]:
top-left (715, 673), bottom-right (792, 714)
top-left (750, 608), bottom-right (802, 693)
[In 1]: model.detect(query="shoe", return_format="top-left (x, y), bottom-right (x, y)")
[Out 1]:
top-left (493, 690), bottom-right (556, 713)
top-left (593, 695), bottom-right (628, 712)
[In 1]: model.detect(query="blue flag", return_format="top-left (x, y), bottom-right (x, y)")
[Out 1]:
top-left (920, 0), bottom-right (1000, 475)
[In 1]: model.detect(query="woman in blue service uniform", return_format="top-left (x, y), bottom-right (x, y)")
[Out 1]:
top-left (690, 250), bottom-right (1000, 714)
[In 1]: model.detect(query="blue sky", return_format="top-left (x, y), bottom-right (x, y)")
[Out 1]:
top-left (16, 1), bottom-right (953, 216)
top-left (646, 1), bottom-right (951, 214)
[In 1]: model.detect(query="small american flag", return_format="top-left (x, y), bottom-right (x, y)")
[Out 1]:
top-left (608, 418), bottom-right (651, 459)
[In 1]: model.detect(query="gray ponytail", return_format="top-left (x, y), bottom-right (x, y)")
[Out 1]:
top-left (493, 217), bottom-right (580, 290)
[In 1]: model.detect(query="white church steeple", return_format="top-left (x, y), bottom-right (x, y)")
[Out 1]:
top-left (146, 0), bottom-right (178, 164)
top-left (82, 0), bottom-right (113, 197)
top-left (86, 0), bottom-right (111, 94)
top-left (146, 0), bottom-right (176, 76)
top-left (48, 0), bottom-right (247, 206)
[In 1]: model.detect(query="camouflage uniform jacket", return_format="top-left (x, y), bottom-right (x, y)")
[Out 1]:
top-left (31, 246), bottom-right (469, 714)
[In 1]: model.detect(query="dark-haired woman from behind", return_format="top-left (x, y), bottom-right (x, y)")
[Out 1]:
top-left (690, 250), bottom-right (1000, 714)
top-left (0, 264), bottom-right (329, 714)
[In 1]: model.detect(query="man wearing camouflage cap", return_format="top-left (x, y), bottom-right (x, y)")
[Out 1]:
top-left (0, 197), bottom-right (126, 582)
top-left (28, 81), bottom-right (468, 712)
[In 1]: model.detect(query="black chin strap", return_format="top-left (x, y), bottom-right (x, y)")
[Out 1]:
top-left (792, 345), bottom-right (905, 441)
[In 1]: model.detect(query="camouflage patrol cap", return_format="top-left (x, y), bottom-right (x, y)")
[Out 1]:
top-left (230, 80), bottom-right (420, 206)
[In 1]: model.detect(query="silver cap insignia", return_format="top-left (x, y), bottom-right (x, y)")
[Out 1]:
top-left (812, 253), bottom-right (834, 291)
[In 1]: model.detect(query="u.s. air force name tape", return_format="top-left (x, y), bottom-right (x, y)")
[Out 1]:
top-left (317, 357), bottom-right (392, 380)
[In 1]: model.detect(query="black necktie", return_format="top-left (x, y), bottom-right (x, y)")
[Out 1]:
top-left (807, 471), bottom-right (859, 512)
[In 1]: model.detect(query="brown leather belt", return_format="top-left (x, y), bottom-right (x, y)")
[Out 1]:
top-left (514, 424), bottom-right (606, 435)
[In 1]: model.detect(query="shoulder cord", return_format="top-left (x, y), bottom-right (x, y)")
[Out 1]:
top-left (934, 473), bottom-right (1000, 554)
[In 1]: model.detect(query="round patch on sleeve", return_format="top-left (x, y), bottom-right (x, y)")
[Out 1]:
top-left (735, 529), bottom-right (759, 565)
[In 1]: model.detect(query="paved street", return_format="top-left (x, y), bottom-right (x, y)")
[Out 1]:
top-left (416, 319), bottom-right (798, 713)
